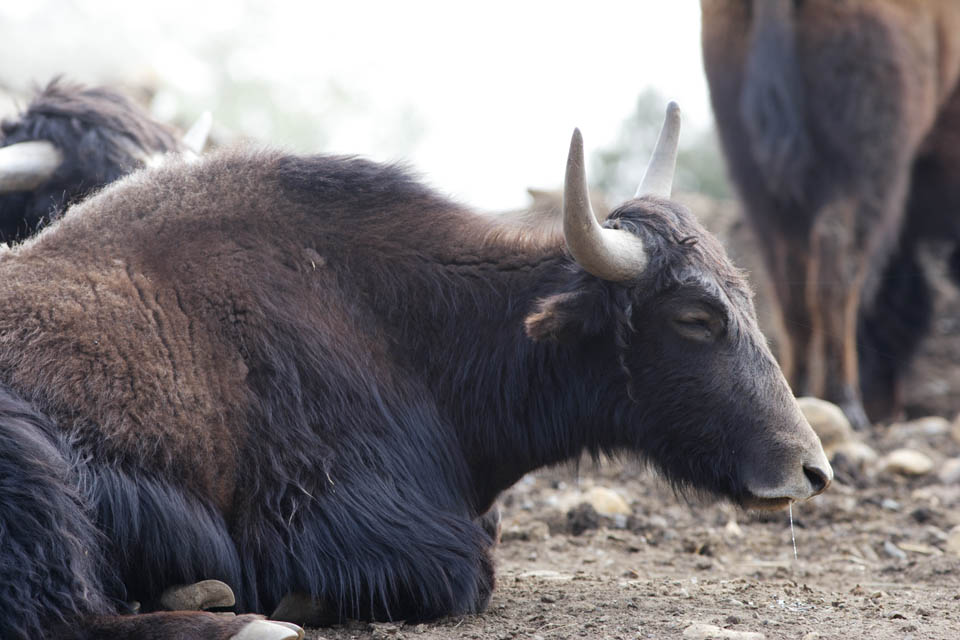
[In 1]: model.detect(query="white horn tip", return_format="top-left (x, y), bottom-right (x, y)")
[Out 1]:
top-left (665, 101), bottom-right (681, 126)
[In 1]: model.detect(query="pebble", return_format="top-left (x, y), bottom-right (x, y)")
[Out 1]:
top-left (682, 623), bottom-right (765, 639)
top-left (938, 457), bottom-right (960, 484)
top-left (500, 519), bottom-right (550, 543)
top-left (582, 486), bottom-right (632, 516)
top-left (883, 540), bottom-right (907, 560)
top-left (724, 519), bottom-right (744, 538)
top-left (891, 416), bottom-right (950, 437)
top-left (880, 449), bottom-right (935, 476)
top-left (797, 397), bottom-right (853, 453)
top-left (945, 525), bottom-right (960, 557)
top-left (830, 440), bottom-right (877, 466)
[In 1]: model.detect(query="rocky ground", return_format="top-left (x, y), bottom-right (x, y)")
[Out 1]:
top-left (301, 198), bottom-right (960, 639)
top-left (305, 413), bottom-right (960, 640)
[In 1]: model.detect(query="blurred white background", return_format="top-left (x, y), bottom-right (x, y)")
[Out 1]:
top-left (0, 1), bottom-right (718, 209)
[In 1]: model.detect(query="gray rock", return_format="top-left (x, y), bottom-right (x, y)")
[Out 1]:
top-left (682, 623), bottom-right (765, 639)
top-left (880, 449), bottom-right (935, 476)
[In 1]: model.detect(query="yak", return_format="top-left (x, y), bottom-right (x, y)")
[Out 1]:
top-left (0, 78), bottom-right (209, 241)
top-left (702, 0), bottom-right (960, 427)
top-left (0, 103), bottom-right (831, 639)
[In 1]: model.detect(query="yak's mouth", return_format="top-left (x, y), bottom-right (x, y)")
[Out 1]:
top-left (739, 494), bottom-right (793, 512)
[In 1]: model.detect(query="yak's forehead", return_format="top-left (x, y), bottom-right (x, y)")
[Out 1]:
top-left (610, 197), bottom-right (755, 305)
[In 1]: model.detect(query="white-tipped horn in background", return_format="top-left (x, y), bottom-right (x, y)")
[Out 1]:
top-left (181, 110), bottom-right (213, 155)
top-left (562, 128), bottom-right (647, 282)
top-left (0, 140), bottom-right (63, 192)
top-left (635, 101), bottom-right (681, 198)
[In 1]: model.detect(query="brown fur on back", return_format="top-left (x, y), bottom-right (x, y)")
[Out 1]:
top-left (0, 149), bottom-right (562, 509)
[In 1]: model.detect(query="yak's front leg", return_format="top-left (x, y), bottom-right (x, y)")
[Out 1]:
top-left (254, 479), bottom-right (496, 626)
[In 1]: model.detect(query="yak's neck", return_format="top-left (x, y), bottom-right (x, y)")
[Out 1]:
top-left (384, 237), bottom-right (621, 513)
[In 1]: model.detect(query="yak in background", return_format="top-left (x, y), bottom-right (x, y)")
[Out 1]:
top-left (702, 0), bottom-right (960, 428)
top-left (0, 103), bottom-right (831, 638)
top-left (0, 78), bottom-right (209, 241)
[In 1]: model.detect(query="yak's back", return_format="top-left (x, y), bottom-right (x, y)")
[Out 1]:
top-left (0, 148), bottom-right (467, 507)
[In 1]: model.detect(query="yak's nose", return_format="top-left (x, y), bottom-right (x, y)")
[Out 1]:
top-left (803, 462), bottom-right (831, 496)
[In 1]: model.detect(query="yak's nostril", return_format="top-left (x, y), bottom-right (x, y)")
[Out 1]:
top-left (803, 464), bottom-right (830, 495)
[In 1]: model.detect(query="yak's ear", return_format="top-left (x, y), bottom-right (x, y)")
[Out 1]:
top-left (524, 288), bottom-right (608, 342)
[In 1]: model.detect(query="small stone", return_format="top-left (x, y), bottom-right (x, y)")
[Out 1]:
top-left (951, 415), bottom-right (960, 445)
top-left (880, 449), bottom-right (935, 476)
top-left (946, 525), bottom-right (960, 556)
top-left (682, 623), bottom-right (765, 639)
top-left (897, 542), bottom-right (942, 556)
top-left (500, 519), bottom-right (550, 543)
top-left (724, 519), bottom-right (744, 538)
top-left (881, 499), bottom-right (901, 511)
top-left (892, 416), bottom-right (950, 437)
top-left (802, 633), bottom-right (822, 640)
top-left (540, 594), bottom-right (556, 603)
top-left (797, 397), bottom-right (854, 453)
top-left (883, 540), bottom-right (907, 560)
top-left (938, 458), bottom-right (960, 484)
top-left (582, 486), bottom-right (632, 516)
top-left (830, 440), bottom-right (877, 466)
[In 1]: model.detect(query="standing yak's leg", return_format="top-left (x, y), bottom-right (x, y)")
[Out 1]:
top-left (765, 228), bottom-right (815, 396)
top-left (0, 387), bottom-right (302, 640)
top-left (805, 197), bottom-right (868, 428)
top-left (858, 245), bottom-right (932, 421)
top-left (805, 163), bottom-right (913, 430)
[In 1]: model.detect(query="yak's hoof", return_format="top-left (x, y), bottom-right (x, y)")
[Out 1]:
top-left (231, 619), bottom-right (304, 640)
top-left (160, 579), bottom-right (236, 611)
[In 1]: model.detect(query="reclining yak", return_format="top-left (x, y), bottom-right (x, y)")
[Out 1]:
top-left (0, 103), bottom-right (831, 639)
top-left (0, 78), bottom-right (209, 241)
top-left (702, 0), bottom-right (960, 427)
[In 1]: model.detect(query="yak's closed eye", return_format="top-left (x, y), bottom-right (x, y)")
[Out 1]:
top-left (671, 308), bottom-right (723, 342)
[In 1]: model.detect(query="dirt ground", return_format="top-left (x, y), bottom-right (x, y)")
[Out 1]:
top-left (302, 198), bottom-right (960, 640)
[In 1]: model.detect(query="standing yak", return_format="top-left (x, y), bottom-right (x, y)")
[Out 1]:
top-left (0, 104), bottom-right (831, 638)
top-left (702, 0), bottom-right (960, 428)
top-left (0, 78), bottom-right (208, 241)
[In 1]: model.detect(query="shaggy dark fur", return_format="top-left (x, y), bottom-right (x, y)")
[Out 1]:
top-left (702, 0), bottom-right (960, 427)
top-left (0, 148), bottom-right (822, 637)
top-left (0, 78), bottom-right (181, 240)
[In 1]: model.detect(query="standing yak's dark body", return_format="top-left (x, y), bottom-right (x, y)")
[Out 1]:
top-left (702, 0), bottom-right (960, 427)
top-left (0, 107), bottom-right (831, 639)
top-left (0, 78), bottom-right (183, 241)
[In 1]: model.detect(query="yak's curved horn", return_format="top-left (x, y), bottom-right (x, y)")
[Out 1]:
top-left (0, 141), bottom-right (63, 192)
top-left (635, 101), bottom-right (681, 198)
top-left (563, 128), bottom-right (647, 282)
